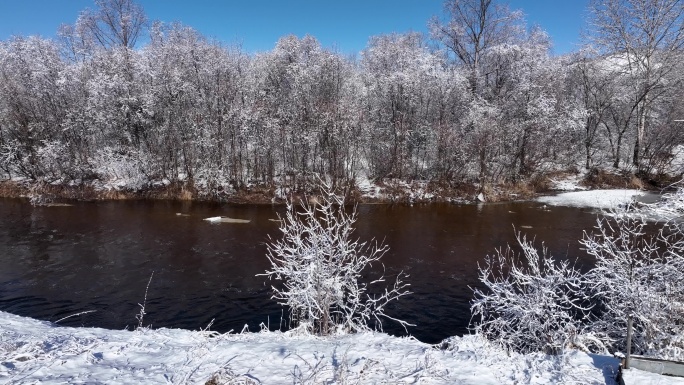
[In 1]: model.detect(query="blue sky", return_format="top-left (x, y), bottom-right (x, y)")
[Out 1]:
top-left (0, 0), bottom-right (589, 55)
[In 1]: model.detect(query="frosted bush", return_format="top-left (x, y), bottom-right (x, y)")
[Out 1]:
top-left (642, 184), bottom-right (684, 221)
top-left (473, 207), bottom-right (684, 359)
top-left (0, 140), bottom-right (19, 177)
top-left (471, 233), bottom-right (592, 354)
top-left (92, 147), bottom-right (149, 190)
top-left (36, 140), bottom-right (72, 180)
top-left (262, 181), bottom-right (411, 336)
top-left (582, 212), bottom-right (684, 359)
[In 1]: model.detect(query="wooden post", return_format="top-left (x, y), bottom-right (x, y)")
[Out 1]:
top-left (626, 315), bottom-right (633, 369)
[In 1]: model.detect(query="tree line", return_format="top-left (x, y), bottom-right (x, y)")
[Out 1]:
top-left (1, 0), bottom-right (682, 199)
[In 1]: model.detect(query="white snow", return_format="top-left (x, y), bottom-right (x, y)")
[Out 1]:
top-left (355, 175), bottom-right (382, 200)
top-left (536, 189), bottom-right (645, 209)
top-left (548, 173), bottom-right (587, 191)
top-left (0, 311), bottom-right (623, 384)
top-left (622, 368), bottom-right (684, 385)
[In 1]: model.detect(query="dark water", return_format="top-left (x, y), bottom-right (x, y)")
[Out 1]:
top-left (0, 198), bottom-right (603, 343)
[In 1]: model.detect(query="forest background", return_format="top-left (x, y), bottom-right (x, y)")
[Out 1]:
top-left (0, 0), bottom-right (683, 203)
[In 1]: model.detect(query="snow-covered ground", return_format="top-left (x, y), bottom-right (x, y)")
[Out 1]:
top-left (356, 175), bottom-right (382, 200)
top-left (0, 310), bottom-right (621, 384)
top-left (356, 176), bottom-right (436, 202)
top-left (536, 189), bottom-right (645, 209)
top-left (622, 368), bottom-right (684, 385)
top-left (547, 173), bottom-right (588, 192)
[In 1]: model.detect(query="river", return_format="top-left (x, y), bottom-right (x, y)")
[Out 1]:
top-left (0, 198), bottom-right (603, 343)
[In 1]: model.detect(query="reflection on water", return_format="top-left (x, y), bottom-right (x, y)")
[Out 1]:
top-left (0, 198), bottom-right (602, 343)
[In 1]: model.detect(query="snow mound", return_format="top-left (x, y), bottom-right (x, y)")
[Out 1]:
top-left (536, 189), bottom-right (645, 209)
top-left (0, 311), bottom-right (621, 384)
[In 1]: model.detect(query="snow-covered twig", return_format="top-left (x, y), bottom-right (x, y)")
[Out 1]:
top-left (54, 310), bottom-right (97, 324)
top-left (136, 271), bottom-right (154, 329)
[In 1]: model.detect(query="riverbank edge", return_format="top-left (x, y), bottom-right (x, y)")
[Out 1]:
top-left (0, 310), bottom-right (621, 385)
top-left (0, 168), bottom-right (664, 205)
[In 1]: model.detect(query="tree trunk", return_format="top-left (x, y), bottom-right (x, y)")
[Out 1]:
top-left (633, 98), bottom-right (646, 168)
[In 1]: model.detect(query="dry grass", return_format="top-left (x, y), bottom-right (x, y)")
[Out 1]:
top-left (527, 174), bottom-right (554, 193)
top-left (0, 181), bottom-right (28, 198)
top-left (581, 168), bottom-right (644, 189)
top-left (178, 189), bottom-right (193, 201)
top-left (205, 370), bottom-right (260, 385)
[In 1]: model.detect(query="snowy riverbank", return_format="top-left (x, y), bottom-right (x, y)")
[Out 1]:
top-left (0, 167), bottom-right (656, 205)
top-left (0, 311), bottom-right (619, 384)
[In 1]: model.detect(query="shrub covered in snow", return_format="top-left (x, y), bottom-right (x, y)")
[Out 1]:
top-left (262, 181), bottom-right (411, 336)
top-left (91, 147), bottom-right (150, 191)
top-left (582, 213), bottom-right (684, 359)
top-left (473, 204), bottom-right (684, 359)
top-left (642, 184), bottom-right (684, 221)
top-left (471, 233), bottom-right (591, 354)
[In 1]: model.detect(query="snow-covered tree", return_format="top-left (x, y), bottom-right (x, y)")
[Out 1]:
top-left (0, 36), bottom-right (67, 179)
top-left (361, 32), bottom-right (467, 181)
top-left (262, 182), bottom-right (411, 336)
top-left (429, 0), bottom-right (524, 93)
top-left (2, 0), bottom-right (683, 193)
top-left (76, 0), bottom-right (147, 50)
top-left (568, 48), bottom-right (616, 170)
top-left (588, 0), bottom-right (684, 168)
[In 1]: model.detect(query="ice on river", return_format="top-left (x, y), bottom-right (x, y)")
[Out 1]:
top-left (0, 310), bottom-right (626, 384)
top-left (536, 189), bottom-right (646, 209)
